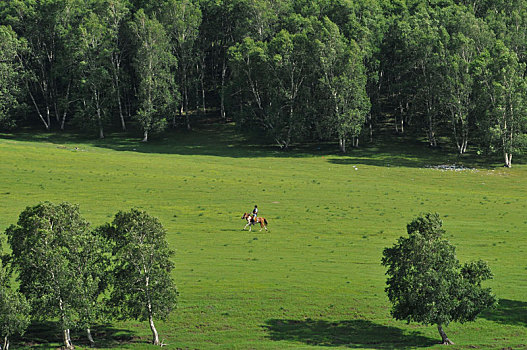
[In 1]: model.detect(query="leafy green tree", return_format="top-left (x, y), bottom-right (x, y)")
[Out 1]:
top-left (228, 15), bottom-right (315, 149)
top-left (71, 226), bottom-right (111, 347)
top-left (107, 0), bottom-right (131, 131)
top-left (381, 213), bottom-right (496, 345)
top-left (77, 5), bottom-right (114, 139)
top-left (0, 25), bottom-right (25, 130)
top-left (5, 202), bottom-right (108, 349)
top-left (102, 209), bottom-right (178, 346)
top-left (130, 9), bottom-right (179, 141)
top-left (160, 0), bottom-right (202, 130)
top-left (266, 23), bottom-right (313, 148)
top-left (228, 36), bottom-right (272, 127)
top-left (315, 17), bottom-right (370, 151)
top-left (402, 8), bottom-right (444, 147)
top-left (473, 41), bottom-right (527, 167)
top-left (2, 0), bottom-right (82, 130)
top-left (436, 6), bottom-right (492, 154)
top-left (0, 257), bottom-right (31, 350)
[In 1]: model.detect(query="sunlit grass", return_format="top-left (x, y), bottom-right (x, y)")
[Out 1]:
top-left (0, 124), bottom-right (525, 349)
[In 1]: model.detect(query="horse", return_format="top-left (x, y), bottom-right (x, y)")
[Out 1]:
top-left (241, 212), bottom-right (268, 232)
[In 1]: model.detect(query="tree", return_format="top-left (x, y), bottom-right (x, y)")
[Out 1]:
top-left (473, 41), bottom-right (527, 167)
top-left (102, 209), bottom-right (178, 346)
top-left (381, 213), bottom-right (496, 345)
top-left (3, 0), bottom-right (82, 130)
top-left (436, 6), bottom-right (492, 154)
top-left (0, 256), bottom-right (31, 350)
top-left (5, 202), bottom-right (107, 349)
top-left (77, 6), bottom-right (114, 139)
top-left (315, 17), bottom-right (370, 151)
top-left (0, 25), bottom-right (25, 130)
top-left (107, 0), bottom-right (130, 131)
top-left (160, 0), bottom-right (202, 130)
top-left (130, 9), bottom-right (179, 141)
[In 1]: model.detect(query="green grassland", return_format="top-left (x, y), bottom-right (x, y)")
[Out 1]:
top-left (0, 123), bottom-right (526, 349)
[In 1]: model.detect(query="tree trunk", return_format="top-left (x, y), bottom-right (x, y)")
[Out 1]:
top-left (437, 324), bottom-right (454, 345)
top-left (63, 329), bottom-right (74, 349)
top-left (339, 137), bottom-right (346, 153)
top-left (46, 106), bottom-right (51, 130)
top-left (60, 81), bottom-right (71, 130)
top-left (504, 152), bottom-right (512, 168)
top-left (200, 58), bottom-right (206, 114)
top-left (113, 62), bottom-right (126, 131)
top-left (28, 88), bottom-right (50, 130)
top-left (184, 79), bottom-right (190, 131)
top-left (86, 328), bottom-right (95, 347)
top-left (149, 311), bottom-right (160, 345)
top-left (67, 329), bottom-right (73, 348)
top-left (142, 130), bottom-right (148, 142)
top-left (94, 90), bottom-right (104, 139)
top-left (3, 335), bottom-right (8, 350)
top-left (220, 58), bottom-right (227, 120)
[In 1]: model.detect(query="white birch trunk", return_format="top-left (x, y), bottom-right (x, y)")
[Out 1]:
top-left (220, 59), bottom-right (227, 120)
top-left (63, 329), bottom-right (74, 349)
top-left (339, 137), bottom-right (346, 153)
top-left (87, 328), bottom-right (95, 347)
top-left (149, 311), bottom-right (160, 345)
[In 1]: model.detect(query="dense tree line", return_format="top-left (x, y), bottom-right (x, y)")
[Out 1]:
top-left (0, 0), bottom-right (526, 165)
top-left (2, 202), bottom-right (177, 349)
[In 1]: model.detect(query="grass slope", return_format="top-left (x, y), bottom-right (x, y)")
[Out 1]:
top-left (0, 124), bottom-right (526, 349)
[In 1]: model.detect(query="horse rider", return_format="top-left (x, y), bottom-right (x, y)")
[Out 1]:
top-left (252, 205), bottom-right (258, 223)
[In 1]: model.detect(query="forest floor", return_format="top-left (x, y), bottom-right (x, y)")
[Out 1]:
top-left (0, 122), bottom-right (526, 349)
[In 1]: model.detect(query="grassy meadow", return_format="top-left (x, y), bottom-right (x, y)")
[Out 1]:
top-left (0, 122), bottom-right (526, 349)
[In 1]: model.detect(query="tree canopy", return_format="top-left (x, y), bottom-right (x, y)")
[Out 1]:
top-left (0, 0), bottom-right (526, 164)
top-left (381, 213), bottom-right (496, 345)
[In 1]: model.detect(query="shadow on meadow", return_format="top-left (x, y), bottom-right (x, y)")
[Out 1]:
top-left (12, 321), bottom-right (137, 349)
top-left (481, 298), bottom-right (527, 327)
top-left (263, 318), bottom-right (437, 349)
top-left (1, 120), bottom-right (520, 167)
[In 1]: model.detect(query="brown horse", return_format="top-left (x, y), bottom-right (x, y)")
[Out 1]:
top-left (241, 212), bottom-right (268, 232)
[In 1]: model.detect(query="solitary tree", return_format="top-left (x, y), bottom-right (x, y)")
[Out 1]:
top-left (381, 213), bottom-right (496, 345)
top-left (102, 209), bottom-right (178, 346)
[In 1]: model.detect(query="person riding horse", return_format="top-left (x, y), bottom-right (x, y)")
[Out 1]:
top-left (241, 211), bottom-right (268, 232)
top-left (252, 205), bottom-right (258, 223)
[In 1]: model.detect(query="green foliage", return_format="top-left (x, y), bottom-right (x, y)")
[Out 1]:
top-left (0, 0), bottom-right (526, 164)
top-left (5, 202), bottom-right (109, 348)
top-left (0, 258), bottom-right (31, 349)
top-left (102, 208), bottom-right (177, 344)
top-left (0, 25), bottom-right (25, 130)
top-left (130, 9), bottom-right (179, 141)
top-left (382, 213), bottom-right (496, 343)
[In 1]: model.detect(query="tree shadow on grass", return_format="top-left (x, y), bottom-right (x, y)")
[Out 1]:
top-left (263, 319), bottom-right (437, 349)
top-left (2, 122), bottom-right (523, 167)
top-left (12, 321), bottom-right (137, 349)
top-left (480, 299), bottom-right (527, 327)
